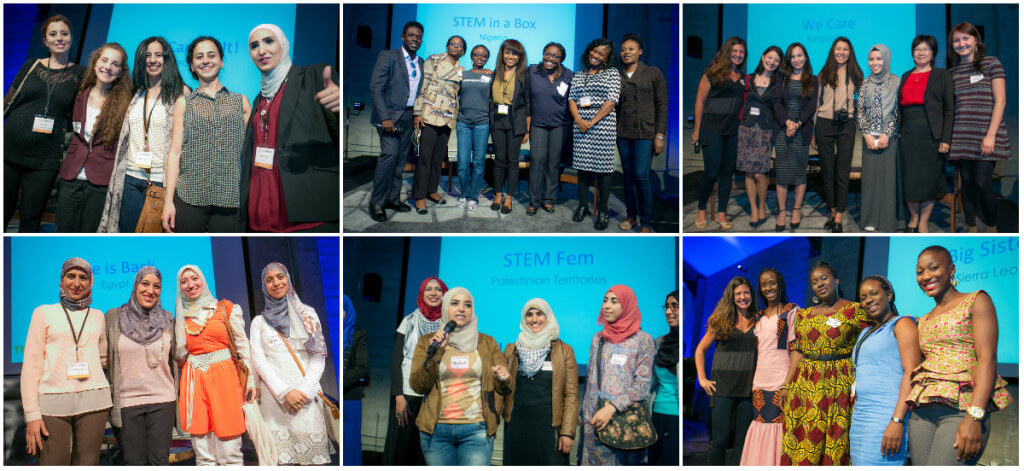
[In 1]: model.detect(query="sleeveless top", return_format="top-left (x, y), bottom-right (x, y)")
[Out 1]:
top-left (177, 87), bottom-right (245, 208)
top-left (710, 325), bottom-right (757, 397)
top-left (852, 316), bottom-right (912, 406)
top-left (700, 70), bottom-right (745, 139)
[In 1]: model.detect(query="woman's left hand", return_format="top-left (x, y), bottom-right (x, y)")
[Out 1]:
top-left (954, 416), bottom-right (983, 462)
top-left (557, 435), bottom-right (574, 454)
top-left (938, 142), bottom-right (950, 154)
top-left (522, 132), bottom-right (530, 144)
top-left (653, 134), bottom-right (666, 155)
top-left (980, 135), bottom-right (995, 156)
top-left (315, 66), bottom-right (340, 113)
top-left (876, 134), bottom-right (890, 150)
top-left (491, 365), bottom-right (510, 382)
top-left (589, 403), bottom-right (616, 431)
top-left (880, 421), bottom-right (902, 457)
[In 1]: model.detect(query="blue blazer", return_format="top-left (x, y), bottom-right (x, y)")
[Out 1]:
top-left (369, 48), bottom-right (425, 124)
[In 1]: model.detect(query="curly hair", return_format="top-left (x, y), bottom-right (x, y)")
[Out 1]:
top-left (186, 36), bottom-right (224, 80)
top-left (783, 42), bottom-right (815, 98)
top-left (131, 37), bottom-right (187, 107)
top-left (707, 276), bottom-right (755, 341)
top-left (818, 37), bottom-right (863, 90)
top-left (949, 22), bottom-right (987, 73)
top-left (579, 37), bottom-right (617, 72)
top-left (77, 43), bottom-right (133, 147)
top-left (495, 39), bottom-right (528, 84)
top-left (810, 260), bottom-right (844, 302)
top-left (857, 275), bottom-right (899, 317)
top-left (706, 36), bottom-right (746, 86)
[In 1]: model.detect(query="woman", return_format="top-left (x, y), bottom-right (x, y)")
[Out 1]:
top-left (736, 46), bottom-right (782, 229)
top-left (500, 298), bottom-right (578, 465)
top-left (616, 34), bottom-right (668, 232)
top-left (739, 268), bottom-right (798, 465)
top-left (849, 275), bottom-right (919, 465)
top-left (898, 35), bottom-right (953, 233)
top-left (97, 37), bottom-right (189, 233)
top-left (527, 42), bottom-right (574, 216)
top-left (569, 38), bottom-right (620, 230)
top-left (162, 36), bottom-right (252, 233)
top-left (342, 295), bottom-right (369, 466)
top-left (21, 257), bottom-right (110, 465)
top-left (251, 263), bottom-right (332, 465)
top-left (242, 25), bottom-right (340, 232)
top-left (692, 37), bottom-right (745, 230)
top-left (581, 285), bottom-right (655, 465)
top-left (4, 15), bottom-right (86, 232)
top-left (856, 44), bottom-right (902, 233)
top-left (772, 42), bottom-right (817, 232)
top-left (694, 277), bottom-right (756, 465)
top-left (907, 246), bottom-right (1012, 465)
top-left (382, 276), bottom-right (448, 465)
top-left (456, 45), bottom-right (492, 210)
top-left (105, 267), bottom-right (176, 465)
top-left (781, 261), bottom-right (869, 465)
top-left (56, 43), bottom-right (132, 232)
top-left (490, 39), bottom-right (531, 214)
top-left (948, 22), bottom-right (1010, 233)
top-left (816, 37), bottom-right (863, 233)
top-left (410, 287), bottom-right (511, 466)
top-left (174, 265), bottom-right (256, 465)
top-left (648, 290), bottom-right (680, 465)
top-left (412, 35), bottom-right (465, 215)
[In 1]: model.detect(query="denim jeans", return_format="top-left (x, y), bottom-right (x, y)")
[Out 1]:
top-left (119, 175), bottom-right (164, 233)
top-left (456, 121), bottom-right (489, 202)
top-left (420, 422), bottom-right (494, 466)
top-left (617, 137), bottom-right (654, 227)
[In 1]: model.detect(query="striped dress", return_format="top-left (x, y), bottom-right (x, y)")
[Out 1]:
top-left (570, 67), bottom-right (620, 173)
top-left (774, 80), bottom-right (809, 185)
top-left (949, 56), bottom-right (1010, 161)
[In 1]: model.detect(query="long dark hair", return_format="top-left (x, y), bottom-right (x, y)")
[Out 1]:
top-left (77, 43), bottom-right (133, 146)
top-left (756, 267), bottom-right (789, 309)
top-left (783, 42), bottom-right (815, 98)
top-left (579, 37), bottom-right (617, 73)
top-left (186, 36), bottom-right (224, 80)
top-left (495, 39), bottom-right (527, 83)
top-left (949, 22), bottom-right (987, 72)
top-left (132, 37), bottom-right (187, 107)
top-left (753, 45), bottom-right (784, 80)
top-left (706, 36), bottom-right (746, 86)
top-left (819, 37), bottom-right (863, 89)
top-left (707, 276), bottom-right (755, 340)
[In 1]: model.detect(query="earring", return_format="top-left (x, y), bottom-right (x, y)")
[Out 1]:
top-left (812, 295), bottom-right (820, 304)
top-left (951, 275), bottom-right (958, 288)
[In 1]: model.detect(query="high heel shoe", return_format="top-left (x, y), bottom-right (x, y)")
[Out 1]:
top-left (833, 221), bottom-right (843, 233)
top-left (790, 208), bottom-right (802, 230)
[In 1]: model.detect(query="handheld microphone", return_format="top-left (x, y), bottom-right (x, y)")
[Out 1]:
top-left (426, 321), bottom-right (458, 358)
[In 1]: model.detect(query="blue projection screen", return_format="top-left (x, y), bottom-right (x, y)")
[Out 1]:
top-left (886, 237), bottom-right (1018, 365)
top-left (9, 237), bottom-right (216, 364)
top-left (106, 4), bottom-right (296, 99)
top-left (437, 237), bottom-right (678, 365)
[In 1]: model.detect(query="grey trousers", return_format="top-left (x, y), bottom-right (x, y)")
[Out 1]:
top-left (528, 124), bottom-right (567, 207)
top-left (371, 109), bottom-right (414, 207)
top-left (908, 404), bottom-right (990, 466)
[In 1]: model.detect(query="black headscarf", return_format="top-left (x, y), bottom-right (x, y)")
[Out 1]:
top-left (655, 326), bottom-right (679, 375)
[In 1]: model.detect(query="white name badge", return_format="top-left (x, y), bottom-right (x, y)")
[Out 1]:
top-left (481, 75), bottom-right (492, 83)
top-left (542, 361), bottom-right (553, 371)
top-left (450, 356), bottom-right (470, 370)
top-left (67, 361), bottom-right (89, 379)
top-left (73, 121), bottom-right (82, 133)
top-left (749, 107), bottom-right (761, 116)
top-left (610, 353), bottom-right (628, 366)
top-left (135, 151), bottom-right (154, 169)
top-left (579, 96), bottom-right (593, 108)
top-left (556, 82), bottom-right (569, 97)
top-left (32, 115), bottom-right (55, 134)
top-left (497, 104), bottom-right (510, 115)
top-left (825, 316), bottom-right (842, 328)
top-left (457, 70), bottom-right (463, 78)
top-left (255, 146), bottom-right (276, 169)
top-left (851, 381), bottom-right (856, 398)
top-left (266, 334), bottom-right (284, 347)
top-left (970, 74), bottom-right (984, 84)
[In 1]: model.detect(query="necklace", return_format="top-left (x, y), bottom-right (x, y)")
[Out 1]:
top-left (184, 316), bottom-right (206, 336)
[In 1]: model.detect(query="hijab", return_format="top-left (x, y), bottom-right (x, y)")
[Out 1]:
top-left (260, 262), bottom-right (293, 336)
top-left (175, 265), bottom-right (218, 330)
top-left (863, 44), bottom-right (900, 118)
top-left (655, 326), bottom-right (679, 374)
top-left (516, 298), bottom-right (559, 377)
top-left (118, 267), bottom-right (174, 346)
top-left (597, 285), bottom-right (641, 344)
top-left (343, 295), bottom-right (357, 352)
top-left (249, 24), bottom-right (293, 99)
top-left (416, 276), bottom-right (449, 322)
top-left (440, 287), bottom-right (478, 353)
top-left (59, 257), bottom-right (93, 311)
top-left (260, 262), bottom-right (328, 355)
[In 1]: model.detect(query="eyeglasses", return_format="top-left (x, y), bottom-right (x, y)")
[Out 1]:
top-left (543, 52), bottom-right (563, 60)
top-left (447, 43), bottom-right (465, 49)
top-left (913, 47), bottom-right (932, 53)
top-left (662, 303), bottom-right (680, 311)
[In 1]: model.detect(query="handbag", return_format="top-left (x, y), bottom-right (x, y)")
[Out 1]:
top-left (594, 338), bottom-right (657, 450)
top-left (276, 330), bottom-right (340, 443)
top-left (134, 178), bottom-right (165, 233)
top-left (221, 300), bottom-right (251, 391)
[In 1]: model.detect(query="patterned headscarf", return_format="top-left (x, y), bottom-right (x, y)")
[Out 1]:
top-left (863, 43), bottom-right (900, 124)
top-left (261, 262), bottom-right (327, 356)
top-left (118, 267), bottom-right (174, 346)
top-left (416, 276), bottom-right (449, 322)
top-left (59, 257), bottom-right (93, 311)
top-left (248, 24), bottom-right (293, 99)
top-left (516, 298), bottom-right (559, 378)
top-left (440, 287), bottom-right (478, 353)
top-left (597, 285), bottom-right (641, 344)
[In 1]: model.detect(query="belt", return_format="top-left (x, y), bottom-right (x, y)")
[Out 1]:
top-left (803, 352), bottom-right (851, 361)
top-left (184, 349), bottom-right (232, 431)
top-left (405, 106), bottom-right (414, 111)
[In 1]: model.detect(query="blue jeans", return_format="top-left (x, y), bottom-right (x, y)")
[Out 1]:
top-left (119, 175), bottom-right (163, 233)
top-left (617, 138), bottom-right (654, 228)
top-left (456, 121), bottom-right (489, 202)
top-left (420, 422), bottom-right (494, 466)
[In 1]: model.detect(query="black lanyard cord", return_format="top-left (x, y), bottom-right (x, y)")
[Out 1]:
top-left (142, 90), bottom-right (159, 151)
top-left (43, 58), bottom-right (69, 117)
top-left (61, 304), bottom-right (90, 360)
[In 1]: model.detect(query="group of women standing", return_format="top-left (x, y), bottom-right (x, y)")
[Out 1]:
top-left (694, 246), bottom-right (1012, 465)
top-left (21, 258), bottom-right (333, 465)
top-left (4, 15), bottom-right (340, 233)
top-left (347, 279), bottom-right (679, 465)
top-left (692, 22), bottom-right (1010, 233)
top-left (410, 34), bottom-right (668, 231)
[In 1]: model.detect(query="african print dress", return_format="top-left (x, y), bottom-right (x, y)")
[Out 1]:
top-left (781, 301), bottom-right (870, 465)
top-left (740, 303), bottom-right (798, 466)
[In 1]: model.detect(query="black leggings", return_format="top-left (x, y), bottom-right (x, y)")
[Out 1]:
top-left (4, 161), bottom-right (58, 232)
top-left (696, 134), bottom-right (737, 212)
top-left (816, 117), bottom-right (856, 213)
top-left (958, 160), bottom-right (998, 227)
top-left (708, 395), bottom-right (752, 466)
top-left (577, 170), bottom-right (611, 214)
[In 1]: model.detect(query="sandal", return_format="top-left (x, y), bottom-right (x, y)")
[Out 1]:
top-left (427, 194), bottom-right (447, 205)
top-left (619, 217), bottom-right (636, 231)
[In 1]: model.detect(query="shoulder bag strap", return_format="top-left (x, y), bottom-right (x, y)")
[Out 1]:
top-left (221, 300), bottom-right (240, 360)
top-left (4, 60), bottom-right (39, 114)
top-left (595, 338), bottom-right (604, 393)
top-left (276, 328), bottom-right (336, 406)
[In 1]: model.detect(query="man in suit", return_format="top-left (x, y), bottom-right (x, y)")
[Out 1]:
top-left (368, 21), bottom-right (424, 222)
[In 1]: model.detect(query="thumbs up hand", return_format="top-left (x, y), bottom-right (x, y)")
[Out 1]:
top-left (315, 65), bottom-right (340, 113)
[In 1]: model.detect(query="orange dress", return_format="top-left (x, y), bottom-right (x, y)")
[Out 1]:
top-left (178, 304), bottom-right (245, 437)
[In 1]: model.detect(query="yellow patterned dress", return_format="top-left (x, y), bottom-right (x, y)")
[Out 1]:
top-left (781, 301), bottom-right (870, 465)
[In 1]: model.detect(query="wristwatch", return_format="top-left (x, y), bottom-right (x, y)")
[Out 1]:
top-left (968, 406), bottom-right (985, 421)
top-left (890, 416), bottom-right (903, 424)
top-left (655, 134), bottom-right (665, 141)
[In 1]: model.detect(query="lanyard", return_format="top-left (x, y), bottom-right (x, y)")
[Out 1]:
top-left (501, 73), bottom-right (513, 103)
top-left (142, 90), bottom-right (159, 151)
top-left (61, 304), bottom-right (90, 361)
top-left (43, 58), bottom-right (68, 117)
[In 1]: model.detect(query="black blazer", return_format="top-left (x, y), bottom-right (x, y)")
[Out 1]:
top-left (897, 68), bottom-right (954, 144)
top-left (488, 71), bottom-right (532, 136)
top-left (343, 329), bottom-right (369, 400)
top-left (240, 63), bottom-right (339, 226)
top-left (773, 75), bottom-right (818, 143)
top-left (369, 48), bottom-right (425, 124)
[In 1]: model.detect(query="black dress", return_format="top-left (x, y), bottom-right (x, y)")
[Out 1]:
top-left (503, 352), bottom-right (567, 465)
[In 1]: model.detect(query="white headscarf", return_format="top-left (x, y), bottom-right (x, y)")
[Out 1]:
top-left (440, 287), bottom-right (478, 353)
top-left (516, 298), bottom-right (559, 377)
top-left (248, 24), bottom-right (293, 99)
top-left (173, 265), bottom-right (218, 359)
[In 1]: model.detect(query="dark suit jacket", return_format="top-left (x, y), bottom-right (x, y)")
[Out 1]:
top-left (240, 64), bottom-right (339, 225)
top-left (773, 75), bottom-right (818, 143)
top-left (898, 68), bottom-right (954, 144)
top-left (61, 85), bottom-right (117, 185)
top-left (488, 71), bottom-right (532, 136)
top-left (369, 48), bottom-right (425, 125)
